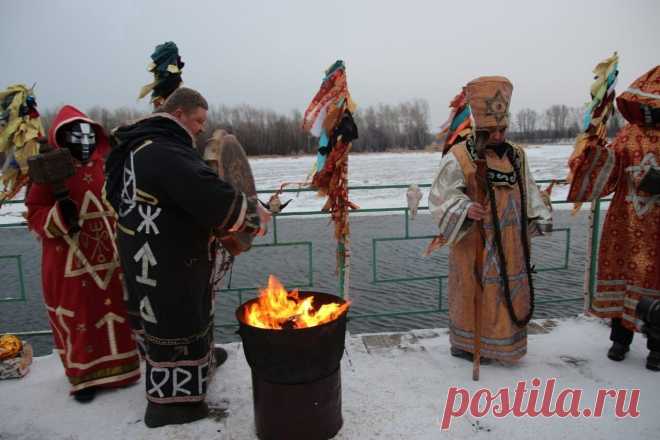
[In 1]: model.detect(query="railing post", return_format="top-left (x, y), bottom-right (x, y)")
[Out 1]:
top-left (307, 242), bottom-right (314, 287)
top-left (404, 208), bottom-right (410, 238)
top-left (17, 255), bottom-right (26, 301)
top-left (272, 215), bottom-right (278, 244)
top-left (371, 238), bottom-right (377, 282)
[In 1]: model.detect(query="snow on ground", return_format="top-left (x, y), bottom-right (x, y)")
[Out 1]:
top-left (1, 316), bottom-right (657, 439)
top-left (0, 145), bottom-right (574, 225)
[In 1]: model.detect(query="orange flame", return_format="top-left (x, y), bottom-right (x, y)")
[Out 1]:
top-left (243, 275), bottom-right (349, 329)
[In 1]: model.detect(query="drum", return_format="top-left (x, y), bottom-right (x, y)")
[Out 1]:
top-left (204, 129), bottom-right (257, 255)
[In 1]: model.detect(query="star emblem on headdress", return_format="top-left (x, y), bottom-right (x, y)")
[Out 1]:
top-left (485, 90), bottom-right (510, 126)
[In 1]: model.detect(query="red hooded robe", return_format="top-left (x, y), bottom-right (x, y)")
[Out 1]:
top-left (26, 105), bottom-right (140, 393)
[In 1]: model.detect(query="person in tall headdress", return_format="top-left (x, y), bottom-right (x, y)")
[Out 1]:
top-left (428, 76), bottom-right (552, 366)
top-left (568, 66), bottom-right (660, 371)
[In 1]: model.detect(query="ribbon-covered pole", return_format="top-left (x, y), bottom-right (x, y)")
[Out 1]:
top-left (302, 61), bottom-right (359, 299)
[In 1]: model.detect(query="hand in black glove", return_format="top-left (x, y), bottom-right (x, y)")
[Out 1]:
top-left (57, 197), bottom-right (81, 234)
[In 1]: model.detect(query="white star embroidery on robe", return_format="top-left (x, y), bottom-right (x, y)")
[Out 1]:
top-left (63, 190), bottom-right (120, 290)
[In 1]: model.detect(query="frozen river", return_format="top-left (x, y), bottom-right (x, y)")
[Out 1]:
top-left (0, 144), bottom-right (573, 225)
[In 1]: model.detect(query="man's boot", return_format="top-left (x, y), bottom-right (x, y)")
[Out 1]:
top-left (607, 342), bottom-right (630, 361)
top-left (646, 351), bottom-right (660, 371)
top-left (72, 386), bottom-right (97, 403)
top-left (144, 401), bottom-right (209, 428)
top-left (609, 318), bottom-right (633, 362)
top-left (214, 345), bottom-right (228, 367)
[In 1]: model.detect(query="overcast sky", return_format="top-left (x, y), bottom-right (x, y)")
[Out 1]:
top-left (1, 0), bottom-right (658, 126)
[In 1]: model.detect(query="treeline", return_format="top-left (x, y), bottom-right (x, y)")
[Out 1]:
top-left (208, 99), bottom-right (433, 154)
top-left (352, 100), bottom-right (432, 152)
top-left (35, 101), bottom-right (627, 156)
top-left (507, 105), bottom-right (626, 143)
top-left (37, 100), bottom-right (433, 156)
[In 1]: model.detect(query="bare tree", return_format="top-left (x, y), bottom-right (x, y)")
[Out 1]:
top-left (515, 108), bottom-right (539, 139)
top-left (545, 104), bottom-right (570, 139)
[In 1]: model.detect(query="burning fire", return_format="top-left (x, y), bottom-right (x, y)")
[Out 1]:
top-left (244, 275), bottom-right (349, 329)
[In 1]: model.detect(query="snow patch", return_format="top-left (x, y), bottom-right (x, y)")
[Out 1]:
top-left (1, 316), bottom-right (656, 439)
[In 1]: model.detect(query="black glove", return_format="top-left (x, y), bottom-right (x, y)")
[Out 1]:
top-left (57, 197), bottom-right (80, 234)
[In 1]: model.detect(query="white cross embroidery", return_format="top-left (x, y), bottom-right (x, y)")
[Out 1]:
top-left (137, 205), bottom-right (161, 235)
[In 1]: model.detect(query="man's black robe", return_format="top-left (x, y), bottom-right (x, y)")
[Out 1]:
top-left (106, 114), bottom-right (245, 403)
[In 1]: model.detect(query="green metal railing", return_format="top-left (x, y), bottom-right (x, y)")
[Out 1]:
top-left (0, 180), bottom-right (607, 336)
top-left (0, 255), bottom-right (26, 302)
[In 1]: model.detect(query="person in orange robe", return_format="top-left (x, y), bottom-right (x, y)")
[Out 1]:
top-left (429, 76), bottom-right (552, 363)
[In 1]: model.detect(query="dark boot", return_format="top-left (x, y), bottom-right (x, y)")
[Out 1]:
top-left (214, 346), bottom-right (228, 367)
top-left (72, 387), bottom-right (97, 403)
top-left (450, 346), bottom-right (492, 365)
top-left (144, 401), bottom-right (209, 428)
top-left (646, 351), bottom-right (660, 372)
top-left (609, 318), bottom-right (633, 362)
top-left (607, 342), bottom-right (630, 361)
